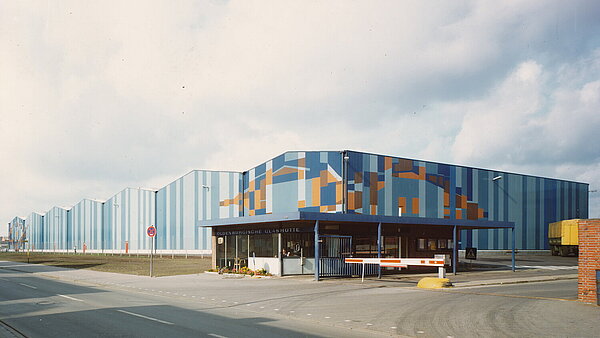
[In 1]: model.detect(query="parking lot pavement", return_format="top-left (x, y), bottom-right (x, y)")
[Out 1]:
top-left (1, 256), bottom-right (596, 337)
top-left (1, 253), bottom-right (581, 290)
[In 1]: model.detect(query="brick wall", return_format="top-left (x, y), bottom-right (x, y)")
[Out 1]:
top-left (578, 219), bottom-right (600, 305)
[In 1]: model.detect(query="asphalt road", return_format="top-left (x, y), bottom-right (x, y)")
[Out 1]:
top-left (0, 266), bottom-right (378, 338)
top-left (0, 259), bottom-right (598, 337)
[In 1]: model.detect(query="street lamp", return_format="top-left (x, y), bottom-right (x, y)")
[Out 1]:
top-left (492, 175), bottom-right (503, 181)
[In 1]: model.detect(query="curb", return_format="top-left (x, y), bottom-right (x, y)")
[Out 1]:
top-left (452, 275), bottom-right (578, 288)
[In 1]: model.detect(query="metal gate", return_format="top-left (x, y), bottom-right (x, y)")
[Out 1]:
top-left (319, 235), bottom-right (353, 277)
top-left (318, 235), bottom-right (379, 277)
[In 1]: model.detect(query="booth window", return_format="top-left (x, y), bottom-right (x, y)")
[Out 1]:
top-left (282, 233), bottom-right (314, 257)
top-left (438, 239), bottom-right (447, 249)
top-left (417, 238), bottom-right (426, 250)
top-left (355, 236), bottom-right (378, 256)
top-left (249, 234), bottom-right (278, 257)
top-left (428, 239), bottom-right (437, 250)
top-left (417, 238), bottom-right (452, 251)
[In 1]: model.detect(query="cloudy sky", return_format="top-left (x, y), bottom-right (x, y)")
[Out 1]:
top-left (2, 1), bottom-right (599, 234)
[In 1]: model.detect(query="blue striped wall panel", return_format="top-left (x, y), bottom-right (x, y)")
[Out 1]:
top-left (102, 188), bottom-right (156, 252)
top-left (346, 151), bottom-right (588, 250)
top-left (156, 170), bottom-right (242, 251)
top-left (71, 199), bottom-right (103, 251)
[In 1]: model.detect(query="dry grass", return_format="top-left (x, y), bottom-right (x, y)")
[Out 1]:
top-left (0, 252), bottom-right (212, 277)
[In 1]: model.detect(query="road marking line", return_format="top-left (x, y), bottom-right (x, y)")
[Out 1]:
top-left (57, 294), bottom-right (84, 302)
top-left (208, 334), bottom-right (228, 338)
top-left (438, 289), bottom-right (578, 302)
top-left (0, 277), bottom-right (8, 281)
top-left (117, 310), bottom-right (173, 325)
top-left (19, 283), bottom-right (37, 289)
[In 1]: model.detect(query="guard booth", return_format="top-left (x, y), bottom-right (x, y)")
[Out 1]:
top-left (201, 211), bottom-right (515, 278)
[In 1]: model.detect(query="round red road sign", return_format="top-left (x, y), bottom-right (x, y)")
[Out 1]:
top-left (147, 226), bottom-right (157, 237)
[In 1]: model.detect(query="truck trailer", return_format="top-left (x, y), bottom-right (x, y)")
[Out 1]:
top-left (548, 219), bottom-right (579, 257)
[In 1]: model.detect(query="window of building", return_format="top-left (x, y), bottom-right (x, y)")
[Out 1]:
top-left (282, 232), bottom-right (314, 257)
top-left (417, 238), bottom-right (427, 250)
top-left (249, 234), bottom-right (278, 257)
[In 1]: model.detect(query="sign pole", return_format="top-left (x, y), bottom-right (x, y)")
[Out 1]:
top-left (150, 235), bottom-right (153, 277)
top-left (147, 225), bottom-right (156, 277)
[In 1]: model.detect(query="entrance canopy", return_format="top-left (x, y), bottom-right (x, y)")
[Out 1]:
top-left (198, 211), bottom-right (514, 230)
top-left (200, 212), bottom-right (516, 278)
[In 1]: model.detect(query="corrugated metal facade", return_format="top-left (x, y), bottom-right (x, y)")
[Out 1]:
top-left (25, 212), bottom-right (44, 251)
top-left (156, 170), bottom-right (242, 252)
top-left (102, 188), bottom-right (156, 252)
top-left (71, 199), bottom-right (103, 251)
top-left (243, 151), bottom-right (343, 215)
top-left (345, 151), bottom-right (589, 250)
top-left (8, 150), bottom-right (588, 252)
top-left (8, 216), bottom-right (26, 250)
top-left (43, 207), bottom-right (70, 252)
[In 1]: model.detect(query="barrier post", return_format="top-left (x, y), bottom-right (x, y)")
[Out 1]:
top-left (362, 262), bottom-right (365, 283)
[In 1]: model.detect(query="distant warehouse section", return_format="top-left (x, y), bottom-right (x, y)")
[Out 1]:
top-left (7, 150), bottom-right (589, 255)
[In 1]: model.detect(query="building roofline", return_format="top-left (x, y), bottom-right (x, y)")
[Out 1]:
top-left (159, 169), bottom-right (243, 189)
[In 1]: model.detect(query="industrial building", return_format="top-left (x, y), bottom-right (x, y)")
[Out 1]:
top-left (6, 150), bottom-right (588, 275)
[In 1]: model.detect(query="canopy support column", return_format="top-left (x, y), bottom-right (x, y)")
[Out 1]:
top-left (453, 225), bottom-right (458, 275)
top-left (511, 227), bottom-right (516, 272)
top-left (377, 222), bottom-right (382, 279)
top-left (314, 220), bottom-right (320, 281)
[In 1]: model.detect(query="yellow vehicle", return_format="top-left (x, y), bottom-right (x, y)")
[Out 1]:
top-left (548, 219), bottom-right (579, 256)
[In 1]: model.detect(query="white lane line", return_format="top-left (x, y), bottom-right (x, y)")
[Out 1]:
top-left (208, 334), bottom-right (228, 338)
top-left (0, 277), bottom-right (8, 281)
top-left (19, 283), bottom-right (37, 289)
top-left (117, 310), bottom-right (174, 325)
top-left (57, 294), bottom-right (84, 302)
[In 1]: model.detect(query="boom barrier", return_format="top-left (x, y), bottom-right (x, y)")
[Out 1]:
top-left (345, 254), bottom-right (450, 282)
